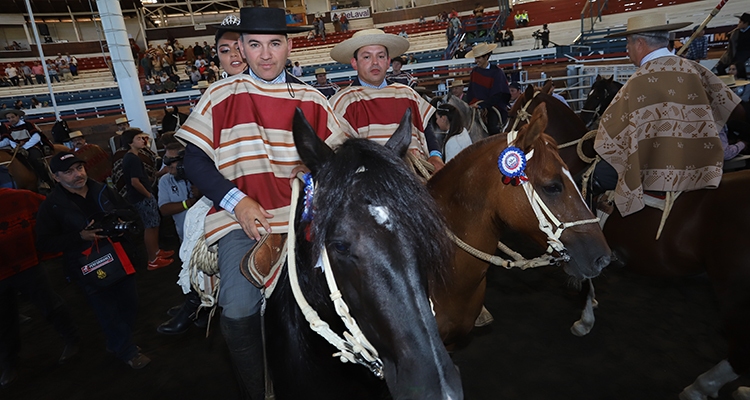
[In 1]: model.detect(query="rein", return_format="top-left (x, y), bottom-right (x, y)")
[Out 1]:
top-left (286, 175), bottom-right (384, 379)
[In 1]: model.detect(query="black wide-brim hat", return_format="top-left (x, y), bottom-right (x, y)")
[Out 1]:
top-left (217, 7), bottom-right (312, 34)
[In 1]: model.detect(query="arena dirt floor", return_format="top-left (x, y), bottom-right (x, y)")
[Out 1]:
top-left (4, 223), bottom-right (750, 400)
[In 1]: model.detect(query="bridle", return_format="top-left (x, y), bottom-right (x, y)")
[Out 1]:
top-left (579, 86), bottom-right (614, 129)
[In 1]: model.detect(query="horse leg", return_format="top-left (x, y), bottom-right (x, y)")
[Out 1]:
top-left (679, 360), bottom-right (739, 400)
top-left (571, 279), bottom-right (597, 336)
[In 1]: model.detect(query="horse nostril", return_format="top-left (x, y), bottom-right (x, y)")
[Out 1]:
top-left (595, 255), bottom-right (611, 270)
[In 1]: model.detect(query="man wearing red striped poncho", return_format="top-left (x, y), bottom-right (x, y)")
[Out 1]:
top-left (329, 29), bottom-right (444, 170)
top-left (175, 7), bottom-right (344, 399)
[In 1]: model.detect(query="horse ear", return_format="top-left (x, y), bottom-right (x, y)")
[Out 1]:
top-left (515, 103), bottom-right (548, 152)
top-left (385, 108), bottom-right (412, 158)
top-left (523, 84), bottom-right (535, 100)
top-left (541, 80), bottom-right (553, 94)
top-left (293, 108), bottom-right (334, 175)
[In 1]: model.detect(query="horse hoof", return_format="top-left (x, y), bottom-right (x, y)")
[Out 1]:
top-left (474, 306), bottom-right (494, 327)
top-left (570, 320), bottom-right (592, 337)
top-left (733, 387), bottom-right (750, 400)
top-left (679, 385), bottom-right (707, 400)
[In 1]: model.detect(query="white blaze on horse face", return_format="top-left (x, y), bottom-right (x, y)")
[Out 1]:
top-left (368, 205), bottom-right (394, 231)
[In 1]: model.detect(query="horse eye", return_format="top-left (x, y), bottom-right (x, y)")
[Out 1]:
top-left (330, 241), bottom-right (350, 255)
top-left (543, 183), bottom-right (563, 195)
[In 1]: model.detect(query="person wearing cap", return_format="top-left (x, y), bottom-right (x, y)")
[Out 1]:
top-left (329, 28), bottom-right (444, 170)
top-left (312, 67), bottom-right (340, 99)
top-left (386, 55), bottom-right (416, 88)
top-left (0, 108), bottom-right (54, 187)
top-left (449, 79), bottom-right (465, 100)
top-left (591, 13), bottom-right (741, 218)
top-left (120, 128), bottom-right (174, 271)
top-left (508, 81), bottom-right (522, 106)
top-left (175, 7), bottom-right (344, 398)
top-left (716, 13), bottom-right (750, 79)
top-left (36, 151), bottom-right (151, 370)
top-left (464, 42), bottom-right (510, 136)
top-left (68, 130), bottom-right (87, 151)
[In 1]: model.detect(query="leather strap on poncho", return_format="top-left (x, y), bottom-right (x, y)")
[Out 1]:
top-left (594, 56), bottom-right (741, 216)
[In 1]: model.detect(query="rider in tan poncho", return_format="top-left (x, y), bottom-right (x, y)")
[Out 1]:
top-left (593, 14), bottom-right (741, 216)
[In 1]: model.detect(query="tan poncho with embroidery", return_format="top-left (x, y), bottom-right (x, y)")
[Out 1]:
top-left (594, 56), bottom-right (741, 216)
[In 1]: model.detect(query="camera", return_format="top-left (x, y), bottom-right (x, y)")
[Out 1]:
top-left (532, 31), bottom-right (541, 39)
top-left (163, 150), bottom-right (186, 181)
top-left (87, 212), bottom-right (140, 237)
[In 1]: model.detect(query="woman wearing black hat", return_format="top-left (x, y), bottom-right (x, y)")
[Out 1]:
top-left (716, 13), bottom-right (750, 78)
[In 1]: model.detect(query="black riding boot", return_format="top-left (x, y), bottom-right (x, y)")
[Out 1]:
top-left (157, 290), bottom-right (201, 335)
top-left (220, 312), bottom-right (265, 400)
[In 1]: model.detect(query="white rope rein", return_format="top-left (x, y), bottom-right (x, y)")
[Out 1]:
top-left (286, 176), bottom-right (384, 378)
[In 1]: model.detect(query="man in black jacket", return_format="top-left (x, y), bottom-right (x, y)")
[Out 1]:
top-left (36, 152), bottom-right (150, 369)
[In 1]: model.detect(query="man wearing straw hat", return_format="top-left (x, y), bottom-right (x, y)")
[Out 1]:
top-left (311, 67), bottom-right (340, 99)
top-left (591, 13), bottom-right (741, 218)
top-left (329, 29), bottom-right (444, 170)
top-left (464, 42), bottom-right (510, 136)
top-left (175, 7), bottom-right (344, 399)
top-left (449, 79), bottom-right (466, 100)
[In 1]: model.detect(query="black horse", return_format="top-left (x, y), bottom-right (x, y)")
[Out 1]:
top-left (579, 75), bottom-right (623, 129)
top-left (264, 109), bottom-right (463, 400)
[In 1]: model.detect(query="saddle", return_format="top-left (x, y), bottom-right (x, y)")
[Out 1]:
top-left (240, 233), bottom-right (288, 291)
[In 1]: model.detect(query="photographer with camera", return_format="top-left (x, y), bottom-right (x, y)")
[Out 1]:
top-left (155, 142), bottom-right (205, 335)
top-left (36, 152), bottom-right (151, 369)
top-left (533, 24), bottom-right (551, 49)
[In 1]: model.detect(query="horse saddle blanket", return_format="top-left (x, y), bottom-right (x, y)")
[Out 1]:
top-left (240, 233), bottom-right (287, 296)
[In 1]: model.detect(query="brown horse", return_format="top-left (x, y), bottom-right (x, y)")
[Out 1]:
top-left (505, 87), bottom-right (750, 399)
top-left (0, 143), bottom-right (68, 191)
top-left (428, 103), bottom-right (611, 347)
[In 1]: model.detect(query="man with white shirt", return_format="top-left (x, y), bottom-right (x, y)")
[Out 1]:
top-left (591, 14), bottom-right (741, 217)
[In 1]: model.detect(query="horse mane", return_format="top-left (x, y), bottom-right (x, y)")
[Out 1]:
top-left (310, 138), bottom-right (453, 289)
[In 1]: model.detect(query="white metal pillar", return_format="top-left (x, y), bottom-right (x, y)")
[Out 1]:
top-left (22, 22), bottom-right (33, 45)
top-left (96, 0), bottom-right (151, 136)
top-left (24, 0), bottom-right (59, 120)
top-left (68, 6), bottom-right (82, 42)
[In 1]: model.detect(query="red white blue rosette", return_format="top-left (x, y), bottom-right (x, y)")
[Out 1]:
top-left (498, 146), bottom-right (528, 185)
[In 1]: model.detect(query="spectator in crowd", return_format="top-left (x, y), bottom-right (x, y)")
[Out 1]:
top-left (318, 17), bottom-right (326, 41)
top-left (434, 103), bottom-right (471, 162)
top-left (313, 17), bottom-right (320, 36)
top-left (160, 105), bottom-right (188, 133)
top-left (189, 66), bottom-right (201, 85)
top-left (514, 10), bottom-right (522, 27)
top-left (140, 52), bottom-right (152, 79)
top-left (449, 8), bottom-right (458, 19)
top-left (503, 29), bottom-right (514, 46)
top-left (12, 100), bottom-right (24, 110)
top-left (0, 187), bottom-right (80, 387)
top-left (418, 15), bottom-right (426, 24)
top-left (209, 61), bottom-right (220, 78)
top-left (398, 28), bottom-right (409, 39)
top-left (292, 61), bottom-right (303, 77)
top-left (30, 97), bottom-right (42, 109)
top-left (59, 60), bottom-right (73, 82)
top-left (685, 26), bottom-right (708, 61)
top-left (5, 64), bottom-right (19, 87)
top-left (31, 61), bottom-right (45, 84)
top-left (20, 63), bottom-right (33, 85)
top-left (449, 79), bottom-right (465, 100)
top-left (68, 53), bottom-right (78, 76)
top-left (465, 42), bottom-right (510, 135)
top-left (726, 64), bottom-right (750, 102)
top-left (386, 56), bottom-right (416, 87)
top-left (340, 14), bottom-right (349, 32)
top-left (0, 109), bottom-right (54, 187)
top-left (716, 13), bottom-right (750, 78)
top-left (332, 13), bottom-right (341, 32)
top-left (120, 129), bottom-right (174, 271)
top-left (192, 41), bottom-right (204, 59)
top-left (202, 41), bottom-right (212, 59)
top-left (306, 30), bottom-right (315, 40)
top-left (36, 152), bottom-right (150, 370)
top-left (312, 67), bottom-right (340, 99)
top-left (408, 54), bottom-right (417, 64)
top-left (521, 10), bottom-right (530, 26)
top-left (173, 40), bottom-right (185, 57)
top-left (473, 3), bottom-right (485, 18)
top-left (155, 142), bottom-right (205, 335)
top-left (184, 43), bottom-right (195, 64)
top-left (454, 42), bottom-right (469, 59)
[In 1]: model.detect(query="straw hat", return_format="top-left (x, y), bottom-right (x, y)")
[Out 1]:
top-left (448, 79), bottom-right (465, 88)
top-left (193, 81), bottom-right (210, 90)
top-left (330, 29), bottom-right (409, 64)
top-left (68, 130), bottom-right (84, 139)
top-left (465, 42), bottom-right (498, 59)
top-left (114, 116), bottom-right (131, 125)
top-left (0, 109), bottom-right (24, 119)
top-left (718, 75), bottom-right (750, 88)
top-left (314, 67), bottom-right (327, 75)
top-left (606, 13), bottom-right (691, 38)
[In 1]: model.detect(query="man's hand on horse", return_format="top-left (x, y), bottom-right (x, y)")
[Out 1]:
top-left (428, 155), bottom-right (444, 172)
top-left (290, 164), bottom-right (310, 186)
top-left (234, 196), bottom-right (273, 241)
